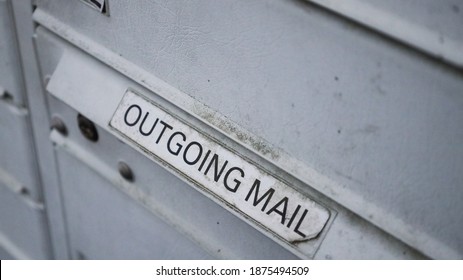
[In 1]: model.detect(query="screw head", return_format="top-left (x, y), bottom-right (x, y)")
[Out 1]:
top-left (50, 116), bottom-right (68, 136)
top-left (118, 161), bottom-right (134, 182)
top-left (19, 187), bottom-right (29, 196)
top-left (77, 114), bottom-right (98, 142)
top-left (43, 75), bottom-right (51, 87)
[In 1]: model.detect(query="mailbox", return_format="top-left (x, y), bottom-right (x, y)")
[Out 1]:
top-left (1, 0), bottom-right (462, 259)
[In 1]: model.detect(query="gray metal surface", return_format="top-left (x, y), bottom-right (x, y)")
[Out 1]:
top-left (1, 0), bottom-right (460, 259)
top-left (0, 0), bottom-right (51, 260)
top-left (0, 100), bottom-right (43, 201)
top-left (55, 152), bottom-right (213, 260)
top-left (359, 0), bottom-right (463, 42)
top-left (35, 22), bottom-right (424, 259)
top-left (47, 94), bottom-right (299, 259)
top-left (32, 0), bottom-right (463, 259)
top-left (0, 245), bottom-right (14, 260)
top-left (305, 0), bottom-right (463, 68)
top-left (0, 182), bottom-right (50, 259)
top-left (0, 0), bottom-right (24, 105)
top-left (9, 0), bottom-right (70, 259)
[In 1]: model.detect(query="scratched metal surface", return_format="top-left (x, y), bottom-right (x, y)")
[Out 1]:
top-left (34, 0), bottom-right (463, 258)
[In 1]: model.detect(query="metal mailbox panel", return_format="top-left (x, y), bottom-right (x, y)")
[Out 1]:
top-left (33, 0), bottom-right (463, 258)
top-left (0, 0), bottom-right (25, 105)
top-left (37, 34), bottom-right (331, 258)
top-left (35, 26), bottom-right (426, 259)
top-left (0, 101), bottom-right (43, 201)
top-left (33, 28), bottom-right (306, 259)
top-left (55, 151), bottom-right (213, 260)
top-left (47, 95), bottom-right (299, 259)
top-left (0, 182), bottom-right (50, 259)
top-left (0, 0), bottom-right (50, 259)
top-left (1, 1), bottom-right (43, 201)
top-left (0, 106), bottom-right (41, 202)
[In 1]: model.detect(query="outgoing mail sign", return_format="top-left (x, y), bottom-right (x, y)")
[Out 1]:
top-left (110, 89), bottom-right (330, 244)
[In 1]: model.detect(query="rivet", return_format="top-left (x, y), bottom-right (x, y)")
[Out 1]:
top-left (19, 187), bottom-right (29, 196)
top-left (77, 114), bottom-right (98, 142)
top-left (118, 161), bottom-right (134, 182)
top-left (50, 116), bottom-right (68, 136)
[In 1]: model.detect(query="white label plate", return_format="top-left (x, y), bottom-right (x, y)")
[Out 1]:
top-left (110, 89), bottom-right (330, 243)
